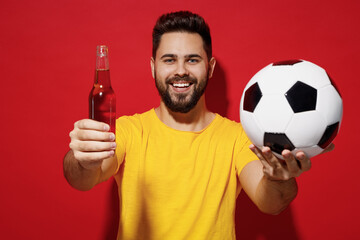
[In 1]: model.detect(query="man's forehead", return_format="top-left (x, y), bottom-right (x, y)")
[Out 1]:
top-left (156, 32), bottom-right (205, 57)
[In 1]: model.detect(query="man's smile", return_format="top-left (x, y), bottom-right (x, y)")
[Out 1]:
top-left (171, 82), bottom-right (192, 88)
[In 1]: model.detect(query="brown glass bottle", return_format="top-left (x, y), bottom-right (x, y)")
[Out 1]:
top-left (89, 45), bottom-right (116, 134)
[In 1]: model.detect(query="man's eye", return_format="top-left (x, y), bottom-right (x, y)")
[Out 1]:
top-left (188, 59), bottom-right (199, 63)
top-left (164, 59), bottom-right (175, 63)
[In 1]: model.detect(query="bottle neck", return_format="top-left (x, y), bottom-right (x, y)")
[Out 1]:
top-left (96, 54), bottom-right (109, 70)
top-left (94, 45), bottom-right (111, 87)
top-left (96, 45), bottom-right (109, 69)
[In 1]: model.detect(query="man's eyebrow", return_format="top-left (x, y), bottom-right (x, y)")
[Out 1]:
top-left (160, 54), bottom-right (203, 59)
top-left (185, 54), bottom-right (202, 59)
top-left (160, 54), bottom-right (177, 59)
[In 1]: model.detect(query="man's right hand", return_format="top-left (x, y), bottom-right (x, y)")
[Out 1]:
top-left (69, 119), bottom-right (116, 170)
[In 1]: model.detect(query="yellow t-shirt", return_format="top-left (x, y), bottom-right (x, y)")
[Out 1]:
top-left (114, 109), bottom-right (257, 240)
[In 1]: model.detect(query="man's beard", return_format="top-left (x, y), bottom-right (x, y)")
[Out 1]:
top-left (155, 74), bottom-right (208, 113)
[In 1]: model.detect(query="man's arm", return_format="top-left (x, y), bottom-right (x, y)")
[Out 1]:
top-left (239, 158), bottom-right (299, 215)
top-left (63, 119), bottom-right (118, 191)
top-left (240, 144), bottom-right (334, 215)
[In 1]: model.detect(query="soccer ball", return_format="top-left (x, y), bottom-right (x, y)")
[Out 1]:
top-left (239, 59), bottom-right (343, 159)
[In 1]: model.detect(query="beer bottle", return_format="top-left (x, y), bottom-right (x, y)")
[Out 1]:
top-left (89, 45), bottom-right (116, 134)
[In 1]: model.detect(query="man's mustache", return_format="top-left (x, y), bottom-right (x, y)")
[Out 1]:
top-left (166, 76), bottom-right (197, 84)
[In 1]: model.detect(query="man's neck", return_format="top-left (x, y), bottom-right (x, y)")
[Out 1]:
top-left (154, 97), bottom-right (216, 132)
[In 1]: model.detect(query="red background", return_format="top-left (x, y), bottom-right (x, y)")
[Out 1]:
top-left (1, 0), bottom-right (359, 239)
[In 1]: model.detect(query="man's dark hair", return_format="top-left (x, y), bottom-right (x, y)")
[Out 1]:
top-left (152, 11), bottom-right (212, 60)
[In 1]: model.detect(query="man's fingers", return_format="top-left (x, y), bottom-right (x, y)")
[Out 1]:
top-left (249, 145), bottom-right (271, 169)
top-left (74, 150), bottom-right (115, 161)
top-left (282, 150), bottom-right (312, 177)
top-left (75, 119), bottom-right (110, 131)
top-left (250, 144), bottom-right (313, 181)
top-left (261, 147), bottom-right (280, 166)
top-left (73, 129), bottom-right (115, 141)
top-left (282, 150), bottom-right (301, 176)
top-left (74, 150), bottom-right (115, 169)
top-left (68, 119), bottom-right (116, 170)
top-left (322, 143), bottom-right (335, 154)
top-left (295, 152), bottom-right (312, 172)
top-left (70, 140), bottom-right (116, 152)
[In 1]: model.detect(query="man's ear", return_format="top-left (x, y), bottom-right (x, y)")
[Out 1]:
top-left (150, 57), bottom-right (155, 79)
top-left (208, 57), bottom-right (216, 78)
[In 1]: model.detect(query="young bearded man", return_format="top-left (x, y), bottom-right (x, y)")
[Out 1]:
top-left (64, 11), bottom-right (334, 240)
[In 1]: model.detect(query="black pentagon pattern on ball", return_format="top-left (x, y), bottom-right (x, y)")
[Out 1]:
top-left (285, 81), bottom-right (317, 113)
top-left (272, 59), bottom-right (303, 66)
top-left (243, 82), bottom-right (263, 112)
top-left (318, 122), bottom-right (339, 149)
top-left (264, 132), bottom-right (295, 155)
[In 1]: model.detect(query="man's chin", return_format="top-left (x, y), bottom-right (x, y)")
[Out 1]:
top-left (171, 107), bottom-right (193, 113)
top-left (166, 99), bottom-right (200, 113)
top-left (157, 86), bottom-right (203, 113)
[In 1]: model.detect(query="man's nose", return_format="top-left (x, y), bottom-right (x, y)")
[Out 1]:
top-left (175, 62), bottom-right (189, 77)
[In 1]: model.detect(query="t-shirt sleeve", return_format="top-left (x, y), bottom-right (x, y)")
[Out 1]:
top-left (234, 126), bottom-right (258, 178)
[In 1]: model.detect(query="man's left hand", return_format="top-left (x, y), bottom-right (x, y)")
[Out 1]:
top-left (249, 143), bottom-right (334, 181)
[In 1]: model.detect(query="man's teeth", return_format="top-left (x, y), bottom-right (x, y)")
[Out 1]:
top-left (172, 82), bottom-right (190, 88)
